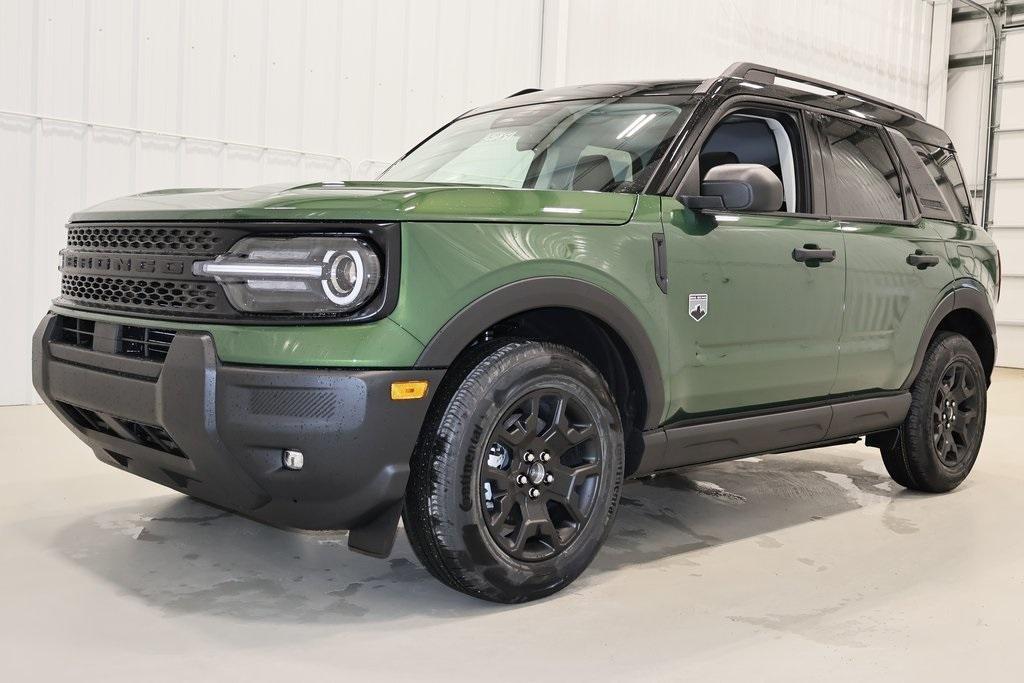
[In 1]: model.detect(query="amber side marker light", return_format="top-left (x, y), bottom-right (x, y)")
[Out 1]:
top-left (391, 380), bottom-right (429, 400)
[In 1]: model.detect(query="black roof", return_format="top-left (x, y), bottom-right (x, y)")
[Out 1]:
top-left (469, 63), bottom-right (953, 150)
top-left (468, 80), bottom-right (704, 114)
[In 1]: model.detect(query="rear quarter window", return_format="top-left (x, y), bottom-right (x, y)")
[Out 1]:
top-left (919, 144), bottom-right (974, 224)
top-left (887, 128), bottom-right (955, 222)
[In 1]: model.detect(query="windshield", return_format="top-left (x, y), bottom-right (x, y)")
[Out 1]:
top-left (381, 97), bottom-right (694, 192)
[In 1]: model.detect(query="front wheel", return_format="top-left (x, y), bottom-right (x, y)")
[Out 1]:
top-left (881, 332), bottom-right (987, 493)
top-left (403, 341), bottom-right (624, 603)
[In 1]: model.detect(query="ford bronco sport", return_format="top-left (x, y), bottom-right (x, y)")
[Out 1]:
top-left (33, 63), bottom-right (999, 603)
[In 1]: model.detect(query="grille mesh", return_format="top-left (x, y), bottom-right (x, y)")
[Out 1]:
top-left (66, 225), bottom-right (225, 254)
top-left (57, 401), bottom-right (186, 458)
top-left (56, 315), bottom-right (95, 348)
top-left (59, 223), bottom-right (243, 316)
top-left (121, 325), bottom-right (177, 361)
top-left (60, 274), bottom-right (220, 312)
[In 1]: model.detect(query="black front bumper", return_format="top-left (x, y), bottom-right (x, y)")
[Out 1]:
top-left (32, 313), bottom-right (443, 553)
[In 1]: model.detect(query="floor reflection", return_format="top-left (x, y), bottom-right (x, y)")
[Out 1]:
top-left (53, 446), bottom-right (919, 623)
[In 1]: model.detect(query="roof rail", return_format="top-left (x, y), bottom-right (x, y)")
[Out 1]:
top-left (719, 62), bottom-right (923, 120)
top-left (507, 88), bottom-right (543, 99)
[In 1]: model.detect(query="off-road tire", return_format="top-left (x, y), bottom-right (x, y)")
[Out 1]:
top-left (402, 341), bottom-right (625, 603)
top-left (881, 332), bottom-right (987, 493)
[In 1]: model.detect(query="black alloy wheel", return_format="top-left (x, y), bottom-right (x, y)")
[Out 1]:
top-left (881, 331), bottom-right (987, 493)
top-left (931, 359), bottom-right (982, 468)
top-left (480, 388), bottom-right (602, 562)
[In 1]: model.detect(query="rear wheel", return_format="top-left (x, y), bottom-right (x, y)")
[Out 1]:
top-left (881, 332), bottom-right (987, 493)
top-left (403, 341), bottom-right (624, 603)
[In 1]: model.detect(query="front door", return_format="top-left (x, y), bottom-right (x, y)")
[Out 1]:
top-left (660, 104), bottom-right (845, 420)
top-left (662, 202), bottom-right (845, 419)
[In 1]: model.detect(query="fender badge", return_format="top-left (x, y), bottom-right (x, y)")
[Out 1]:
top-left (688, 293), bottom-right (708, 322)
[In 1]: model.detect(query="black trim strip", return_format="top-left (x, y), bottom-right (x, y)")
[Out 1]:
top-left (48, 343), bottom-right (163, 381)
top-left (652, 233), bottom-right (668, 294)
top-left (636, 392), bottom-right (911, 476)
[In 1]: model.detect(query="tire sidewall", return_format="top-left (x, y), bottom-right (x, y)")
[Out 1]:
top-left (434, 343), bottom-right (624, 601)
top-left (905, 334), bottom-right (987, 488)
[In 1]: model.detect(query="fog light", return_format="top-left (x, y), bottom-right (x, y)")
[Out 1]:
top-left (391, 380), bottom-right (429, 400)
top-left (282, 449), bottom-right (304, 470)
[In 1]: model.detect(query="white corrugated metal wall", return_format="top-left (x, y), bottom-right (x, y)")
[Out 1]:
top-left (541, 0), bottom-right (937, 115)
top-left (945, 1), bottom-right (1024, 368)
top-left (1, 0), bottom-right (941, 405)
top-left (991, 29), bottom-right (1024, 368)
top-left (0, 0), bottom-right (545, 406)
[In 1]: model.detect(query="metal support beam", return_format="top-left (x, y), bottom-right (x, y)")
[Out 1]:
top-left (949, 53), bottom-right (994, 68)
top-left (956, 1), bottom-right (1003, 230)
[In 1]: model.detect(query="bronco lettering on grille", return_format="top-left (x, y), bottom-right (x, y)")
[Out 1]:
top-left (61, 252), bottom-right (187, 276)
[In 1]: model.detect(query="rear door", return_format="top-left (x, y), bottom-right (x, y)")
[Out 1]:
top-left (662, 104), bottom-right (845, 417)
top-left (815, 114), bottom-right (953, 394)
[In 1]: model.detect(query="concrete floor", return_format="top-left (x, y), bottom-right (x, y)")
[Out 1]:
top-left (2, 370), bottom-right (1022, 682)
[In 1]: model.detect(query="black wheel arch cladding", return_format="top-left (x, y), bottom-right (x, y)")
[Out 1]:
top-left (901, 279), bottom-right (997, 390)
top-left (414, 277), bottom-right (666, 431)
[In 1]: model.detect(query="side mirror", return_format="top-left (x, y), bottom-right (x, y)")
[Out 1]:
top-left (680, 163), bottom-right (784, 212)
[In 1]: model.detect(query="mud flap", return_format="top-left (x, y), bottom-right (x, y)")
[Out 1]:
top-left (347, 499), bottom-right (404, 558)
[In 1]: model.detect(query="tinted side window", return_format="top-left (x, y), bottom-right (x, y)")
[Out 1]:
top-left (820, 115), bottom-right (904, 220)
top-left (699, 110), bottom-right (806, 213)
top-left (947, 153), bottom-right (974, 224)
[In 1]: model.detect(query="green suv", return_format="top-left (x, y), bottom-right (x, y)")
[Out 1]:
top-left (33, 63), bottom-right (999, 603)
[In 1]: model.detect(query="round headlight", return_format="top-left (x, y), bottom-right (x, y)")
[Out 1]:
top-left (322, 247), bottom-right (381, 308)
top-left (193, 236), bottom-right (383, 315)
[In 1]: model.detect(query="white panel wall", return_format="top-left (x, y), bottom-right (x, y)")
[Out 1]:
top-left (945, 3), bottom-right (1024, 369)
top-left (0, 0), bottom-right (942, 404)
top-left (540, 0), bottom-right (936, 115)
top-left (0, 0), bottom-right (543, 405)
top-left (990, 29), bottom-right (1024, 368)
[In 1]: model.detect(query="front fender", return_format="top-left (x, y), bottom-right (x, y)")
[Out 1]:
top-left (390, 219), bottom-right (671, 427)
top-left (414, 277), bottom-right (666, 430)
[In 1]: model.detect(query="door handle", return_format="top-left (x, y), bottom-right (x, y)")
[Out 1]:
top-left (907, 250), bottom-right (940, 269)
top-left (792, 245), bottom-right (837, 264)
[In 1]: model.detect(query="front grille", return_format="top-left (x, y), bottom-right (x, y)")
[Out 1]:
top-left (121, 325), bottom-right (176, 362)
top-left (118, 420), bottom-right (184, 456)
top-left (66, 225), bottom-right (234, 254)
top-left (55, 221), bottom-right (397, 322)
top-left (56, 315), bottom-right (95, 348)
top-left (59, 402), bottom-right (113, 434)
top-left (57, 222), bottom-right (245, 318)
top-left (58, 401), bottom-right (185, 458)
top-left (60, 274), bottom-right (221, 313)
top-left (51, 314), bottom-right (178, 364)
